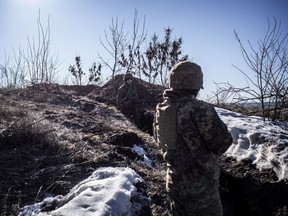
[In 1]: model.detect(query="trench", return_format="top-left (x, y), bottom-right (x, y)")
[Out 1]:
top-left (137, 113), bottom-right (288, 216)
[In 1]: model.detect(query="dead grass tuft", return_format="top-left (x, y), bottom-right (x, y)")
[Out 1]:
top-left (0, 113), bottom-right (76, 214)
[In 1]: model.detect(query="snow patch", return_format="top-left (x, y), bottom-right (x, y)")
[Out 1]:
top-left (132, 144), bottom-right (153, 168)
top-left (19, 167), bottom-right (146, 216)
top-left (217, 107), bottom-right (288, 180)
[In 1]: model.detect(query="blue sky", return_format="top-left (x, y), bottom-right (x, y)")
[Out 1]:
top-left (0, 0), bottom-right (287, 98)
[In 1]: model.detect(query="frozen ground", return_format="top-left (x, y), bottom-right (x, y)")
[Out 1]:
top-left (19, 167), bottom-right (148, 216)
top-left (218, 107), bottom-right (288, 180)
top-left (19, 107), bottom-right (288, 215)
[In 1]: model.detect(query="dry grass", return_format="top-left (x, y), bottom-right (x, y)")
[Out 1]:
top-left (0, 109), bottom-right (72, 214)
top-left (0, 86), bottom-right (170, 216)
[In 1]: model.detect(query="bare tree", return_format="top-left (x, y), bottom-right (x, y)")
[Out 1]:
top-left (212, 18), bottom-right (288, 121)
top-left (118, 9), bottom-right (147, 78)
top-left (21, 11), bottom-right (60, 84)
top-left (142, 28), bottom-right (188, 86)
top-left (99, 17), bottom-right (128, 81)
top-left (210, 81), bottom-right (258, 115)
top-left (99, 10), bottom-right (148, 97)
top-left (142, 34), bottom-right (159, 84)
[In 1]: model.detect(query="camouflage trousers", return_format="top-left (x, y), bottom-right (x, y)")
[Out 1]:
top-left (120, 106), bottom-right (142, 124)
top-left (167, 169), bottom-right (223, 216)
top-left (169, 187), bottom-right (223, 216)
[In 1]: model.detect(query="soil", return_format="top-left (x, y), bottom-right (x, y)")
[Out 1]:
top-left (0, 76), bottom-right (287, 216)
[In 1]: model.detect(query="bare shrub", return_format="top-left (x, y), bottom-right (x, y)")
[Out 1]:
top-left (0, 113), bottom-right (68, 214)
top-left (0, 50), bottom-right (26, 89)
top-left (211, 18), bottom-right (288, 122)
top-left (0, 11), bottom-right (60, 89)
top-left (21, 12), bottom-right (61, 85)
top-left (0, 116), bottom-right (57, 152)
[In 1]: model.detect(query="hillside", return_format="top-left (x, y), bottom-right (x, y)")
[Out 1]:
top-left (0, 77), bottom-right (169, 215)
top-left (0, 76), bottom-right (287, 216)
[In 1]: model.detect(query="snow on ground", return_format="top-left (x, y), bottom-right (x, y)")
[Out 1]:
top-left (19, 167), bottom-right (147, 216)
top-left (132, 144), bottom-right (153, 168)
top-left (19, 108), bottom-right (288, 215)
top-left (217, 107), bottom-right (288, 180)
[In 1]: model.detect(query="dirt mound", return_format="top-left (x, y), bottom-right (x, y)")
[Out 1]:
top-left (0, 85), bottom-right (169, 215)
top-left (61, 84), bottom-right (99, 96)
top-left (88, 74), bottom-right (165, 109)
top-left (87, 75), bottom-right (165, 135)
top-left (16, 83), bottom-right (76, 106)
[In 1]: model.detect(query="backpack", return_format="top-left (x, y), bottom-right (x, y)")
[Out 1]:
top-left (154, 103), bottom-right (178, 150)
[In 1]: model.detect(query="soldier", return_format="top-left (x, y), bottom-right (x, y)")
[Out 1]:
top-left (117, 73), bottom-right (141, 123)
top-left (153, 61), bottom-right (232, 216)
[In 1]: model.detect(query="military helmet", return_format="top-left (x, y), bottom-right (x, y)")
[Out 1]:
top-left (123, 73), bottom-right (133, 81)
top-left (169, 61), bottom-right (203, 90)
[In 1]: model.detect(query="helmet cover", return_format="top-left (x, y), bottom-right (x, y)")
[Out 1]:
top-left (169, 61), bottom-right (203, 90)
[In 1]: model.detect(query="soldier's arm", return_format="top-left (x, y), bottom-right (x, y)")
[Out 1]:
top-left (117, 87), bottom-right (125, 107)
top-left (135, 87), bottom-right (139, 102)
top-left (197, 105), bottom-right (232, 155)
top-left (131, 86), bottom-right (139, 103)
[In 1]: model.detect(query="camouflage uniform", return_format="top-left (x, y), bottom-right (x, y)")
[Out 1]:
top-left (153, 61), bottom-right (232, 216)
top-left (117, 74), bottom-right (141, 122)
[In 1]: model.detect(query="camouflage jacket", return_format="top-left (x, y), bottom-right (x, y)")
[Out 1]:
top-left (116, 83), bottom-right (139, 109)
top-left (153, 89), bottom-right (232, 195)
